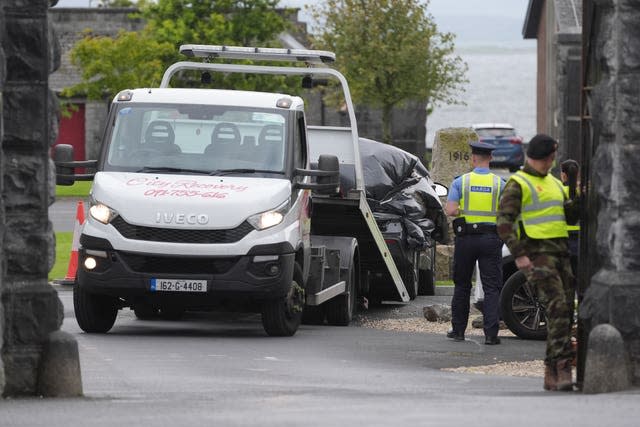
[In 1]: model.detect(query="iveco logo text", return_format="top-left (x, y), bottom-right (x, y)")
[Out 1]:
top-left (155, 213), bottom-right (209, 225)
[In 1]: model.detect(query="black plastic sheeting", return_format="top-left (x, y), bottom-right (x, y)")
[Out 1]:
top-left (341, 138), bottom-right (449, 246)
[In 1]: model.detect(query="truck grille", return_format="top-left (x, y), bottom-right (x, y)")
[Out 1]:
top-left (120, 252), bottom-right (239, 275)
top-left (110, 217), bottom-right (254, 243)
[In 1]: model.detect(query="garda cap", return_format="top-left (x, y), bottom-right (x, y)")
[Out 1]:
top-left (469, 140), bottom-right (496, 155)
top-left (527, 134), bottom-right (558, 159)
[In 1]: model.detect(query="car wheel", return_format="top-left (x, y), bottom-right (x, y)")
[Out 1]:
top-left (500, 270), bottom-right (547, 340)
top-left (403, 250), bottom-right (419, 300)
top-left (418, 247), bottom-right (436, 296)
top-left (261, 263), bottom-right (304, 336)
top-left (74, 283), bottom-right (118, 333)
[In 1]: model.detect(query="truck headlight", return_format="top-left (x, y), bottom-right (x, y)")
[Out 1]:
top-left (89, 202), bottom-right (118, 224)
top-left (247, 199), bottom-right (290, 230)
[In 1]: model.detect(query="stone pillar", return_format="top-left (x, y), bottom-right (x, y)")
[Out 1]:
top-left (430, 127), bottom-right (478, 281)
top-left (1, 0), bottom-right (69, 396)
top-left (580, 0), bottom-right (640, 389)
top-left (0, 0), bottom-right (6, 396)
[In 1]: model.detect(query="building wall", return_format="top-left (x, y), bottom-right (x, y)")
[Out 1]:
top-left (536, 1), bottom-right (548, 135)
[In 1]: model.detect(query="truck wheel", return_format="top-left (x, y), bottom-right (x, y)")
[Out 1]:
top-left (133, 303), bottom-right (158, 320)
top-left (325, 257), bottom-right (357, 326)
top-left (73, 284), bottom-right (118, 333)
top-left (261, 263), bottom-right (304, 336)
top-left (418, 246), bottom-right (436, 296)
top-left (500, 270), bottom-right (548, 340)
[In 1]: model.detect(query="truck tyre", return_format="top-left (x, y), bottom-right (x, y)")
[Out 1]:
top-left (500, 270), bottom-right (548, 340)
top-left (73, 284), bottom-right (118, 333)
top-left (261, 263), bottom-right (304, 336)
top-left (418, 247), bottom-right (436, 296)
top-left (325, 256), bottom-right (358, 326)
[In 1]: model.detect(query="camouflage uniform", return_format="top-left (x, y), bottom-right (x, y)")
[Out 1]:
top-left (497, 163), bottom-right (579, 366)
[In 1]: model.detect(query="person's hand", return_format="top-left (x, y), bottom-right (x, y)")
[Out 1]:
top-left (515, 255), bottom-right (532, 271)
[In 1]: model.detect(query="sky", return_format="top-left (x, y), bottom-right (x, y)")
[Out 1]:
top-left (53, 0), bottom-right (533, 45)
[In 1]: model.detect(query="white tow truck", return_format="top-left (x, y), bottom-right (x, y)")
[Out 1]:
top-left (54, 45), bottom-right (443, 336)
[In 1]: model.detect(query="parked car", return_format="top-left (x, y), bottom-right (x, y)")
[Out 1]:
top-left (471, 123), bottom-right (524, 172)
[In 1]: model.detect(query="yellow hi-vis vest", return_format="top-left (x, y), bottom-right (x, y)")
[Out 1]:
top-left (459, 171), bottom-right (503, 224)
top-left (509, 171), bottom-right (568, 239)
top-left (563, 185), bottom-right (580, 232)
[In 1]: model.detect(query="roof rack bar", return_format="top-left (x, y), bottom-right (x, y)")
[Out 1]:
top-left (179, 44), bottom-right (336, 64)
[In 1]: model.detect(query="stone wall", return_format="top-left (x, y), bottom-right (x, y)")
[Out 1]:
top-left (1, 0), bottom-right (65, 396)
top-left (0, 0), bottom-right (5, 396)
top-left (580, 0), bottom-right (640, 386)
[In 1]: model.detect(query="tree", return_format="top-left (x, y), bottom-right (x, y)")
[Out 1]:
top-left (63, 0), bottom-right (293, 101)
top-left (310, 0), bottom-right (467, 144)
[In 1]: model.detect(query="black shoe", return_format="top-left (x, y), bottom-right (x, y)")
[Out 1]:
top-left (447, 329), bottom-right (465, 341)
top-left (485, 336), bottom-right (501, 345)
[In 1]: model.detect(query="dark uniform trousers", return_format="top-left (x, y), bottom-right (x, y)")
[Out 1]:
top-left (452, 233), bottom-right (503, 337)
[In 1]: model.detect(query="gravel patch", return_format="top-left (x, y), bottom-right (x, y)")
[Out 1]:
top-left (354, 312), bottom-right (544, 378)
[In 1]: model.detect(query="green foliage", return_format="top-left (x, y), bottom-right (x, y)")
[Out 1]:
top-left (64, 0), bottom-right (295, 101)
top-left (62, 30), bottom-right (175, 100)
top-left (310, 0), bottom-right (467, 144)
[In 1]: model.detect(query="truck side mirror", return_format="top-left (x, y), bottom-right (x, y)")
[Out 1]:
top-left (53, 144), bottom-right (75, 186)
top-left (293, 154), bottom-right (340, 195)
top-left (317, 154), bottom-right (339, 192)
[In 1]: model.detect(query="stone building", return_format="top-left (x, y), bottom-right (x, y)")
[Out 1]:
top-left (522, 0), bottom-right (582, 162)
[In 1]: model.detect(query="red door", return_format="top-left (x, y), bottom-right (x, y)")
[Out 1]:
top-left (55, 103), bottom-right (86, 161)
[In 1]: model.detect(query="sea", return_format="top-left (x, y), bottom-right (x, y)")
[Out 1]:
top-left (425, 41), bottom-right (537, 148)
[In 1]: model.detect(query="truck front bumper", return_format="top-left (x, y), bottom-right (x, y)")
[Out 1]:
top-left (76, 239), bottom-right (295, 305)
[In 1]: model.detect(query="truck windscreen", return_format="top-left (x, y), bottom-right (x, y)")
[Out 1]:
top-left (103, 103), bottom-right (288, 174)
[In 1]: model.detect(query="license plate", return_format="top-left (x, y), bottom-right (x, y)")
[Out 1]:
top-left (492, 155), bottom-right (507, 161)
top-left (150, 279), bottom-right (207, 292)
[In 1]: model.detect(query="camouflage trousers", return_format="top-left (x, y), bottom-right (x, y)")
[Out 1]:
top-left (523, 252), bottom-right (575, 365)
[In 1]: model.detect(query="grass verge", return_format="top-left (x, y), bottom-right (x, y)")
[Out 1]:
top-left (50, 232), bottom-right (72, 281)
top-left (56, 181), bottom-right (91, 198)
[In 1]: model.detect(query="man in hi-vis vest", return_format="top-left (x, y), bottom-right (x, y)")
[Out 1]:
top-left (497, 134), bottom-right (579, 392)
top-left (445, 140), bottom-right (505, 345)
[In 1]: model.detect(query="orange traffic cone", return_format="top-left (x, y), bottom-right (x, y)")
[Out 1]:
top-left (58, 201), bottom-right (86, 286)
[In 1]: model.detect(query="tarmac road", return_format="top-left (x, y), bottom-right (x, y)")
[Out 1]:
top-left (1, 288), bottom-right (638, 427)
top-left (49, 197), bottom-right (87, 232)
